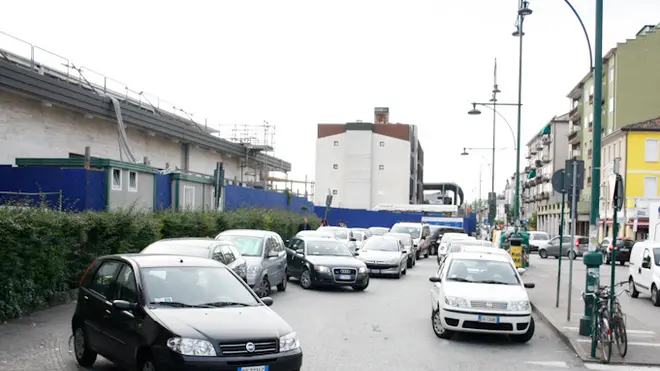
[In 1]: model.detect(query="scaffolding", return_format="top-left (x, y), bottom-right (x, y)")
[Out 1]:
top-left (216, 122), bottom-right (278, 185)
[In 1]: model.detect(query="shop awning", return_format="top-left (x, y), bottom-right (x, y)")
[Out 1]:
top-left (527, 169), bottom-right (537, 179)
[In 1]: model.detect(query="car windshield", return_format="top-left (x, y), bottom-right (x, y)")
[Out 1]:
top-left (369, 227), bottom-right (388, 236)
top-left (216, 235), bottom-right (263, 257)
top-left (445, 258), bottom-right (520, 285)
top-left (383, 233), bottom-right (412, 246)
top-left (321, 228), bottom-right (348, 239)
top-left (533, 233), bottom-right (549, 241)
top-left (362, 238), bottom-right (399, 252)
top-left (306, 240), bottom-right (353, 257)
top-left (142, 266), bottom-right (259, 308)
top-left (654, 248), bottom-right (660, 266)
top-left (141, 243), bottom-right (210, 258)
top-left (390, 225), bottom-right (421, 239)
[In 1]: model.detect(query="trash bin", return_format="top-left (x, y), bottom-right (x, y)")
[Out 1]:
top-left (509, 237), bottom-right (524, 268)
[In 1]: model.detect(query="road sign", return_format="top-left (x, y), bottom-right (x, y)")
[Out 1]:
top-left (564, 160), bottom-right (585, 191)
top-left (612, 174), bottom-right (624, 212)
top-left (551, 169), bottom-right (566, 193)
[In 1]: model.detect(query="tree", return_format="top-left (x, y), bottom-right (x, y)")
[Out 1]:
top-left (529, 212), bottom-right (537, 230)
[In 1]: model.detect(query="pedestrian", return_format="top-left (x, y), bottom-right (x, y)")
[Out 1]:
top-left (321, 219), bottom-right (329, 226)
top-left (298, 217), bottom-right (312, 232)
top-left (338, 220), bottom-right (347, 227)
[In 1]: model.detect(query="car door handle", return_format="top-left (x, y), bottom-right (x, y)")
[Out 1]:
top-left (83, 295), bottom-right (89, 300)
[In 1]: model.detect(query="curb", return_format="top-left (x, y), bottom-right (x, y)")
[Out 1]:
top-left (531, 302), bottom-right (660, 367)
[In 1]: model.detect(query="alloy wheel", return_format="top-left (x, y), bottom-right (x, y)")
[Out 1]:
top-left (142, 360), bottom-right (156, 371)
top-left (74, 328), bottom-right (85, 359)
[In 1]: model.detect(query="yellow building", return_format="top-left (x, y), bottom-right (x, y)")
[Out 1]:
top-left (600, 116), bottom-right (660, 239)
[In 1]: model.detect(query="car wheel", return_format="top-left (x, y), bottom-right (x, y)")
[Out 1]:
top-left (413, 254), bottom-right (416, 266)
top-left (407, 256), bottom-right (414, 268)
top-left (629, 277), bottom-right (640, 298)
top-left (619, 260), bottom-right (626, 266)
top-left (300, 269), bottom-right (313, 289)
top-left (510, 317), bottom-right (535, 343)
top-left (260, 276), bottom-right (272, 297)
top-left (539, 250), bottom-right (548, 259)
top-left (277, 271), bottom-right (287, 292)
top-left (402, 265), bottom-right (407, 275)
top-left (431, 308), bottom-right (453, 339)
top-left (73, 326), bottom-right (97, 367)
top-left (138, 354), bottom-right (158, 371)
top-left (606, 254), bottom-right (611, 264)
top-left (652, 285), bottom-right (660, 307)
top-left (395, 266), bottom-right (402, 279)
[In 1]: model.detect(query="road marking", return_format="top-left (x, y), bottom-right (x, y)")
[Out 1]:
top-left (524, 360), bottom-right (569, 368)
top-left (563, 326), bottom-right (656, 335)
top-left (576, 338), bottom-right (660, 347)
top-left (584, 364), bottom-right (660, 371)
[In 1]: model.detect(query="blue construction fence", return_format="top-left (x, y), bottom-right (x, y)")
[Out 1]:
top-left (315, 206), bottom-right (477, 234)
top-left (0, 165), bottom-right (313, 213)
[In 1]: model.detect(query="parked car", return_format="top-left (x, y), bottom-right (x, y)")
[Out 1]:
top-left (437, 233), bottom-right (473, 263)
top-left (286, 236), bottom-right (369, 291)
top-left (355, 236), bottom-right (408, 278)
top-left (368, 227), bottom-right (390, 236)
top-left (600, 238), bottom-right (634, 265)
top-left (628, 241), bottom-right (660, 306)
top-left (292, 230), bottom-right (335, 241)
top-left (71, 254), bottom-right (302, 371)
top-left (446, 243), bottom-right (516, 266)
top-left (316, 226), bottom-right (358, 252)
top-left (429, 251), bottom-right (535, 342)
top-left (538, 235), bottom-right (589, 259)
top-left (383, 232), bottom-right (417, 268)
top-left (352, 230), bottom-right (368, 244)
top-left (527, 231), bottom-right (550, 252)
top-left (390, 222), bottom-right (431, 259)
top-left (140, 238), bottom-right (247, 282)
top-left (351, 228), bottom-right (372, 239)
top-left (428, 226), bottom-right (466, 255)
top-left (216, 229), bottom-right (288, 297)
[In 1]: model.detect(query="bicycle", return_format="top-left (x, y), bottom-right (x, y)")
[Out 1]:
top-left (583, 281), bottom-right (629, 363)
top-left (598, 282), bottom-right (629, 358)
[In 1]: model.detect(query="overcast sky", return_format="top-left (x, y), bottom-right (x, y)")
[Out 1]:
top-left (2, 0), bottom-right (659, 202)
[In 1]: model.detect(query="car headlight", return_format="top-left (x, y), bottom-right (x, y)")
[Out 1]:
top-left (279, 332), bottom-right (300, 352)
top-left (388, 257), bottom-right (400, 263)
top-left (167, 337), bottom-right (216, 356)
top-left (444, 296), bottom-right (469, 308)
top-left (235, 264), bottom-right (247, 276)
top-left (358, 266), bottom-right (367, 273)
top-left (510, 300), bottom-right (530, 311)
top-left (314, 265), bottom-right (330, 273)
top-left (247, 265), bottom-right (262, 276)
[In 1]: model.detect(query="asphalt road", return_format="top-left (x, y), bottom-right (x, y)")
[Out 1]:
top-left (0, 257), bottom-right (649, 371)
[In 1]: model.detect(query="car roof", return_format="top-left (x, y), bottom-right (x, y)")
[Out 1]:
top-left (369, 226), bottom-right (389, 230)
top-left (301, 237), bottom-right (345, 243)
top-left (460, 245), bottom-right (506, 254)
top-left (110, 254), bottom-right (226, 268)
top-left (148, 238), bottom-right (230, 249)
top-left (449, 251), bottom-right (511, 263)
top-left (392, 222), bottom-right (420, 226)
top-left (384, 232), bottom-right (411, 238)
top-left (217, 229), bottom-right (270, 237)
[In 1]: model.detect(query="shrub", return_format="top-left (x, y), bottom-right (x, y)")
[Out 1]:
top-left (0, 207), bottom-right (319, 321)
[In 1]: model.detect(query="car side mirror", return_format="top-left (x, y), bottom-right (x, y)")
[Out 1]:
top-left (524, 283), bottom-right (535, 289)
top-left (517, 268), bottom-right (526, 275)
top-left (261, 297), bottom-right (274, 306)
top-left (112, 299), bottom-right (136, 311)
top-left (429, 276), bottom-right (441, 283)
top-left (268, 251), bottom-right (279, 258)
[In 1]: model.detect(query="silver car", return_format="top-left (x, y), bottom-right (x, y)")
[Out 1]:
top-left (538, 235), bottom-right (589, 259)
top-left (383, 232), bottom-right (416, 268)
top-left (215, 229), bottom-right (288, 297)
top-left (140, 238), bottom-right (247, 282)
top-left (355, 236), bottom-right (408, 278)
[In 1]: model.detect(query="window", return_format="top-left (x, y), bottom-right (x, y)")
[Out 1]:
top-left (589, 85), bottom-right (594, 96)
top-left (221, 245), bottom-right (236, 263)
top-left (609, 67), bottom-right (614, 82)
top-left (645, 139), bottom-right (659, 162)
top-left (379, 165), bottom-right (384, 170)
top-left (379, 141), bottom-right (385, 147)
top-left (128, 171), bottom-right (138, 192)
top-left (608, 97), bottom-right (614, 113)
top-left (588, 113), bottom-right (593, 123)
top-left (183, 186), bottom-right (195, 210)
top-left (644, 177), bottom-right (658, 198)
top-left (90, 261), bottom-right (121, 298)
top-left (332, 189), bottom-right (338, 195)
top-left (333, 164), bottom-right (338, 169)
top-left (211, 246), bottom-right (227, 264)
top-left (111, 168), bottom-right (122, 191)
top-left (333, 141), bottom-right (339, 146)
top-left (115, 264), bottom-right (138, 303)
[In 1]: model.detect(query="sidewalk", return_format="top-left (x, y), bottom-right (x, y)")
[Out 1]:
top-left (525, 254), bottom-right (660, 366)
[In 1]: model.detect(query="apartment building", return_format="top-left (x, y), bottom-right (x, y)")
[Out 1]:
top-left (522, 114), bottom-right (570, 234)
top-left (566, 23), bottom-right (660, 236)
top-left (314, 107), bottom-right (424, 209)
top-left (496, 174), bottom-right (516, 224)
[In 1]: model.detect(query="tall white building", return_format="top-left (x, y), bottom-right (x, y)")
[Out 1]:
top-left (314, 107), bottom-right (424, 209)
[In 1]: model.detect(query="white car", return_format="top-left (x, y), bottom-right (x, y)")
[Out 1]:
top-left (317, 226), bottom-right (358, 252)
top-left (295, 230), bottom-right (335, 239)
top-left (448, 244), bottom-right (517, 267)
top-left (628, 241), bottom-right (660, 306)
top-left (437, 233), bottom-right (473, 263)
top-left (429, 251), bottom-right (536, 343)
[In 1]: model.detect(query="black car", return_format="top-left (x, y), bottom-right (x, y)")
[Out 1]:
top-left (428, 226), bottom-right (465, 255)
top-left (71, 254), bottom-right (303, 371)
top-left (286, 237), bottom-right (369, 291)
top-left (141, 238), bottom-right (248, 282)
top-left (604, 238), bottom-right (635, 265)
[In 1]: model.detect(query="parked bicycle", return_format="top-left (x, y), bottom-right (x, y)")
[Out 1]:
top-left (582, 281), bottom-right (629, 363)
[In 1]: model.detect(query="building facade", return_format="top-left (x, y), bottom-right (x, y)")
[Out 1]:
top-left (566, 23), bottom-right (660, 236)
top-left (522, 114), bottom-right (570, 234)
top-left (314, 107), bottom-right (424, 209)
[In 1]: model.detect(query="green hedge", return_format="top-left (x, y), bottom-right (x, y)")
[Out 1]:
top-left (0, 207), bottom-right (319, 322)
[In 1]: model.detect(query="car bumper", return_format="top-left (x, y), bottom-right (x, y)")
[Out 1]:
top-left (609, 252), bottom-right (630, 262)
top-left (156, 348), bottom-right (303, 371)
top-left (365, 264), bottom-right (400, 275)
top-left (439, 307), bottom-right (532, 335)
top-left (311, 271), bottom-right (369, 286)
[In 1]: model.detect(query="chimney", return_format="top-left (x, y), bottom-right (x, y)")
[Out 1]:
top-left (374, 107), bottom-right (389, 124)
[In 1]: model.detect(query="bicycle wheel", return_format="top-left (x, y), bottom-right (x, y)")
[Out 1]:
top-left (599, 316), bottom-right (612, 363)
top-left (613, 316), bottom-right (628, 357)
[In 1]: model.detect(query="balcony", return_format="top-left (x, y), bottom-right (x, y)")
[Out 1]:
top-left (569, 105), bottom-right (581, 121)
top-left (568, 128), bottom-right (582, 145)
top-left (529, 148), bottom-right (537, 155)
top-left (542, 135), bottom-right (552, 145)
top-left (535, 141), bottom-right (544, 150)
top-left (525, 153), bottom-right (532, 159)
top-left (542, 154), bottom-right (551, 164)
top-left (535, 159), bottom-right (542, 167)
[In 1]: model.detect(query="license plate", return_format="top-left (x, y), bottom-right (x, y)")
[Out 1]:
top-left (338, 274), bottom-right (352, 280)
top-left (478, 315), bottom-right (499, 323)
top-left (370, 269), bottom-right (381, 274)
top-left (239, 366), bottom-right (268, 371)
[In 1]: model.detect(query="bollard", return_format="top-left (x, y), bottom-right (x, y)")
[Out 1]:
top-left (579, 251), bottom-right (603, 336)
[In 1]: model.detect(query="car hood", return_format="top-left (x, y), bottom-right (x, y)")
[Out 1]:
top-left (357, 250), bottom-right (402, 261)
top-left (149, 306), bottom-right (293, 342)
top-left (306, 255), bottom-right (365, 268)
top-left (443, 281), bottom-right (529, 302)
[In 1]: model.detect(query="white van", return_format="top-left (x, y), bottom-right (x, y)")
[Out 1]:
top-left (628, 241), bottom-right (660, 306)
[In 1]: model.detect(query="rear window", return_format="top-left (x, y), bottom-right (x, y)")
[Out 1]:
top-left (532, 233), bottom-right (549, 240)
top-left (578, 237), bottom-right (589, 245)
top-left (654, 248), bottom-right (660, 266)
top-left (614, 239), bottom-right (635, 248)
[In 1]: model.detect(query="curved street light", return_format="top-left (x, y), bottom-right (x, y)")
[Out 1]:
top-left (466, 103), bottom-right (517, 150)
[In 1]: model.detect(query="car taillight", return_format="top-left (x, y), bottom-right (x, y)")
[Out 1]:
top-left (80, 260), bottom-right (96, 286)
top-left (576, 240), bottom-right (580, 248)
top-left (609, 245), bottom-right (614, 251)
